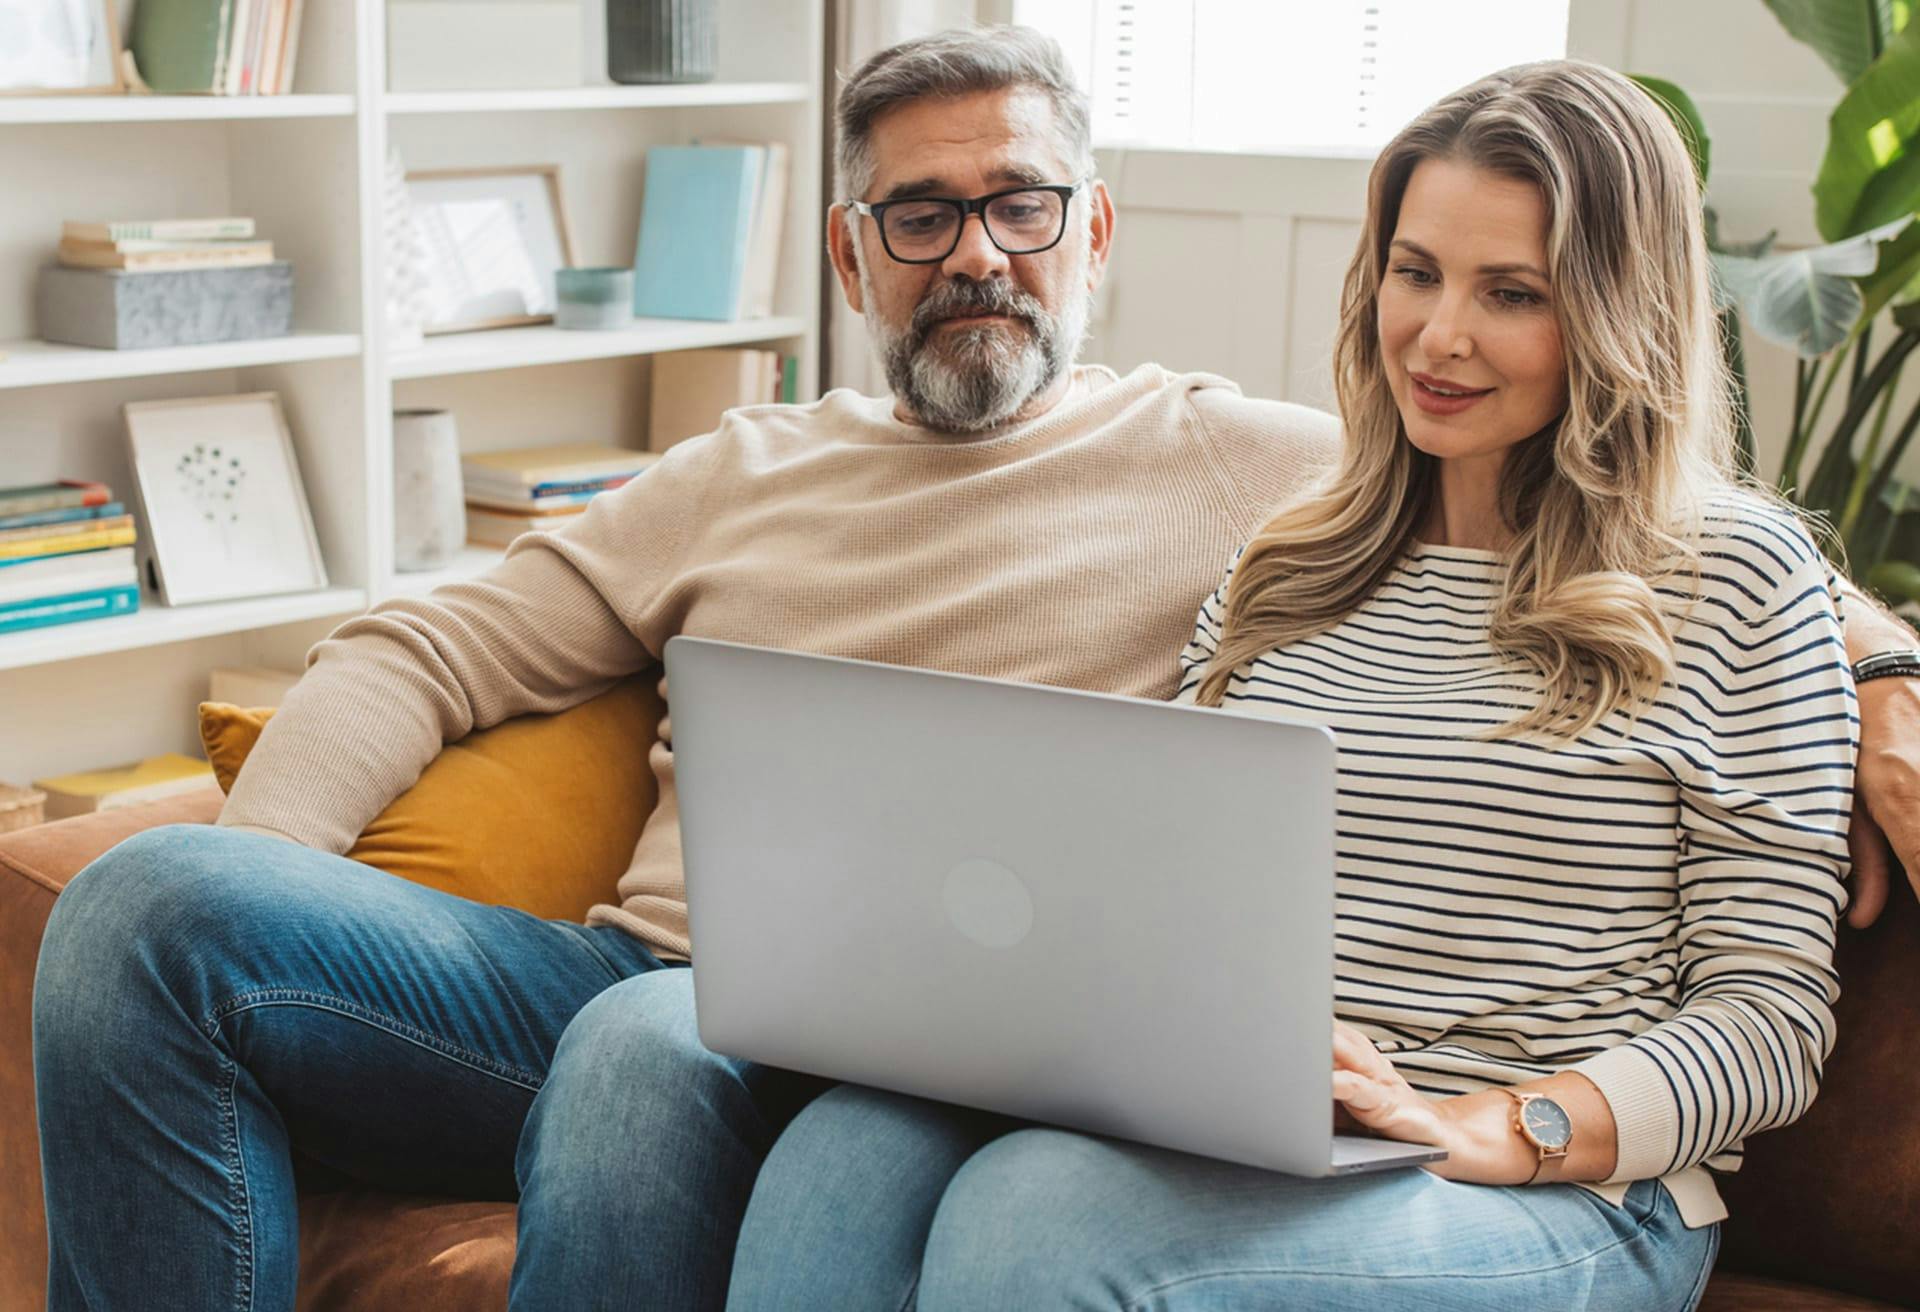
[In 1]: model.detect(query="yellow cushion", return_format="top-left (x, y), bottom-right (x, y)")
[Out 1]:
top-left (198, 676), bottom-right (664, 921)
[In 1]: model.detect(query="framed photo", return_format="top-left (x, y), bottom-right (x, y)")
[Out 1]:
top-left (405, 165), bottom-right (578, 334)
top-left (0, 0), bottom-right (125, 95)
top-left (123, 392), bottom-right (329, 606)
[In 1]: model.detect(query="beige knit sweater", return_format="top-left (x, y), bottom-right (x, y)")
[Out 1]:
top-left (218, 363), bottom-right (1340, 958)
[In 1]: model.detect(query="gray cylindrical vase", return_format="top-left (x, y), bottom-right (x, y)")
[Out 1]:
top-left (607, 0), bottom-right (717, 84)
top-left (393, 409), bottom-right (467, 572)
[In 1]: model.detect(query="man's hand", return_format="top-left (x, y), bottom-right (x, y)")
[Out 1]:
top-left (1849, 675), bottom-right (1920, 926)
top-left (1839, 580), bottom-right (1920, 927)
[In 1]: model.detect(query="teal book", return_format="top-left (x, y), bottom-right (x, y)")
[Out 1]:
top-left (632, 146), bottom-right (765, 322)
top-left (0, 585), bottom-right (139, 636)
top-left (129, 0), bottom-right (233, 94)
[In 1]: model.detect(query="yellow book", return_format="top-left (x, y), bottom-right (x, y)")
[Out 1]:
top-left (0, 523), bottom-right (137, 559)
top-left (34, 753), bottom-right (216, 820)
top-left (461, 444), bottom-right (658, 492)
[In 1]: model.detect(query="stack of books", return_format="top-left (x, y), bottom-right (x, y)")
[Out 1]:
top-left (0, 482), bottom-right (140, 636)
top-left (130, 0), bottom-right (309, 96)
top-left (33, 753), bottom-right (217, 821)
top-left (463, 444), bottom-right (661, 548)
top-left (56, 217), bottom-right (274, 274)
top-left (633, 143), bottom-right (791, 322)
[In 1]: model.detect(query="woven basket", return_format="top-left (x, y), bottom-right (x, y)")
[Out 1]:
top-left (0, 782), bottom-right (46, 834)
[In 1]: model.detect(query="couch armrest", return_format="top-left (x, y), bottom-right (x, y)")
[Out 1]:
top-left (0, 785), bottom-right (225, 1312)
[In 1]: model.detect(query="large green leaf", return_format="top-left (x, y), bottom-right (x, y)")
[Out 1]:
top-left (1631, 74), bottom-right (1711, 185)
top-left (1763, 0), bottom-right (1902, 84)
top-left (1715, 215), bottom-right (1913, 354)
top-left (1815, 17), bottom-right (1920, 239)
top-left (1859, 218), bottom-right (1920, 321)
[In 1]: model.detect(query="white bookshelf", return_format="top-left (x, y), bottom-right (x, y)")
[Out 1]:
top-left (0, 0), bottom-right (827, 783)
top-left (0, 333), bottom-right (362, 390)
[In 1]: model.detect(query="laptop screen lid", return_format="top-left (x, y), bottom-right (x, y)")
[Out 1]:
top-left (665, 636), bottom-right (1354, 1176)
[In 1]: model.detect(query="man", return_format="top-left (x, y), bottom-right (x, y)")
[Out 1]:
top-left (32, 25), bottom-right (1920, 1312)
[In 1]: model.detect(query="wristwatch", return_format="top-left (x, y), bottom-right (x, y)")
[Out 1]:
top-left (1853, 650), bottom-right (1920, 683)
top-left (1498, 1088), bottom-right (1573, 1182)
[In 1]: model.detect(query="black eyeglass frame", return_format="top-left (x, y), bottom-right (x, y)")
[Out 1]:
top-left (849, 179), bottom-right (1090, 265)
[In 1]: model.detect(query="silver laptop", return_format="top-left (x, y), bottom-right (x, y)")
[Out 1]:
top-left (663, 636), bottom-right (1444, 1177)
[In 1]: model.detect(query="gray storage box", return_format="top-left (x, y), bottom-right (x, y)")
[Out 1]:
top-left (37, 262), bottom-right (295, 351)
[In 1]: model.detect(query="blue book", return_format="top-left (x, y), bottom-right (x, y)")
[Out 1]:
top-left (0, 502), bottom-right (125, 532)
top-left (633, 146), bottom-right (765, 321)
top-left (0, 585), bottom-right (139, 635)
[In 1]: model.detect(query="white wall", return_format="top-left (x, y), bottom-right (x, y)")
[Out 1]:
top-left (1075, 0), bottom-right (1894, 486)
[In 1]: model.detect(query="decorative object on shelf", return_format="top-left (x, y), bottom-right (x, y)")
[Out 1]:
top-left (606, 0), bottom-right (715, 84)
top-left (461, 442), bottom-right (657, 546)
top-left (0, 0), bottom-right (125, 95)
top-left (555, 266), bottom-right (635, 330)
top-left (37, 260), bottom-right (294, 350)
top-left (0, 782), bottom-right (45, 834)
top-left (382, 148), bottom-right (435, 349)
top-left (407, 165), bottom-right (577, 334)
top-left (0, 479), bottom-right (140, 636)
top-left (633, 143), bottom-right (787, 320)
top-left (127, 0), bottom-right (307, 95)
top-left (392, 408), bottom-right (467, 572)
top-left (388, 0), bottom-right (583, 92)
top-left (123, 391), bottom-right (328, 605)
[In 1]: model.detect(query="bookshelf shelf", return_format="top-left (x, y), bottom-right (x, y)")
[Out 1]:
top-left (0, 333), bottom-right (363, 391)
top-left (0, 96), bottom-right (357, 126)
top-left (378, 547), bottom-right (507, 602)
top-left (384, 82), bottom-right (810, 116)
top-left (0, 587), bottom-right (367, 674)
top-left (388, 316), bottom-right (810, 380)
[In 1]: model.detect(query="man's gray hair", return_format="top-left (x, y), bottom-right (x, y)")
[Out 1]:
top-left (835, 25), bottom-right (1095, 202)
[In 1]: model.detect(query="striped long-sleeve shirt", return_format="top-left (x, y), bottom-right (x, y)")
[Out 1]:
top-left (1176, 495), bottom-right (1857, 1226)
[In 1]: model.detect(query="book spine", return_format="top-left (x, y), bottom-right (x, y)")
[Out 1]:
top-left (0, 486), bottom-right (105, 517)
top-left (0, 586), bottom-right (139, 636)
top-left (0, 526), bottom-right (138, 561)
top-left (63, 218), bottom-right (255, 242)
top-left (0, 502), bottom-right (122, 532)
top-left (59, 243), bottom-right (273, 272)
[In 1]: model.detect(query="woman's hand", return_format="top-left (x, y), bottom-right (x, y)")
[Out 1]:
top-left (1331, 1020), bottom-right (1620, 1185)
top-left (1331, 1020), bottom-right (1536, 1184)
top-left (1330, 1019), bottom-right (1454, 1150)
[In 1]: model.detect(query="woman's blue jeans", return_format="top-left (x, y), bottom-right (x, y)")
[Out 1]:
top-left (31, 824), bottom-right (821, 1312)
top-left (727, 1084), bottom-right (1724, 1312)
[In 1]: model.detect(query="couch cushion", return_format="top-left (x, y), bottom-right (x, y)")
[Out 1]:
top-left (200, 673), bottom-right (665, 922)
top-left (297, 1193), bottom-right (514, 1312)
top-left (1713, 886), bottom-right (1920, 1308)
top-left (1700, 1271), bottom-right (1912, 1311)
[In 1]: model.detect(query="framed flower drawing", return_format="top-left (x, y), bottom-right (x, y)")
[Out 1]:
top-left (123, 392), bottom-right (328, 605)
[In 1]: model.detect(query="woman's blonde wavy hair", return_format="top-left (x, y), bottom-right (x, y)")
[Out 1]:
top-left (1195, 59), bottom-right (1740, 739)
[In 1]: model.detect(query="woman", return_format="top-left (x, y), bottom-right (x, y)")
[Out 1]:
top-left (725, 60), bottom-right (1856, 1310)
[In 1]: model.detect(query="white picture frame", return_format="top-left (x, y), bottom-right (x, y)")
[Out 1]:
top-left (0, 0), bottom-right (125, 95)
top-left (405, 165), bottom-right (578, 334)
top-left (123, 392), bottom-right (329, 606)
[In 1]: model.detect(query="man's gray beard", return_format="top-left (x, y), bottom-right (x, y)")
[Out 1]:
top-left (860, 264), bottom-right (1091, 435)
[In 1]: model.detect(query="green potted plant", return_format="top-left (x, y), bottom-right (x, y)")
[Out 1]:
top-left (1638, 0), bottom-right (1920, 601)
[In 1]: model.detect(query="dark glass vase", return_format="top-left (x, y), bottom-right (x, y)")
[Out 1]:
top-left (608, 0), bottom-right (718, 85)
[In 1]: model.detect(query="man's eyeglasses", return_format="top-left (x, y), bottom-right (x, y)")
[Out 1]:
top-left (850, 180), bottom-right (1089, 265)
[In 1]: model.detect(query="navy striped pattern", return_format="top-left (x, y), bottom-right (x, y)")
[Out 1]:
top-left (1177, 495), bottom-right (1856, 1183)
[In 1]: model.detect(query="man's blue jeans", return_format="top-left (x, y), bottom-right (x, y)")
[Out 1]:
top-left (31, 824), bottom-right (820, 1311)
top-left (728, 1084), bottom-right (1724, 1311)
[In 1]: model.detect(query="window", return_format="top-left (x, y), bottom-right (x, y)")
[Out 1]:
top-left (1012, 0), bottom-right (1570, 157)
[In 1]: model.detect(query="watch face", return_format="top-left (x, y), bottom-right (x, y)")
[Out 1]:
top-left (1523, 1097), bottom-right (1574, 1150)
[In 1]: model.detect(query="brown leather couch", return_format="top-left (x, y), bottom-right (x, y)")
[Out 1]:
top-left (3, 786), bottom-right (1916, 1310)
